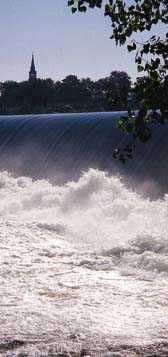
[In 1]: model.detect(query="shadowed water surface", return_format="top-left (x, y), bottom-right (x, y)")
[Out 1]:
top-left (0, 112), bottom-right (167, 196)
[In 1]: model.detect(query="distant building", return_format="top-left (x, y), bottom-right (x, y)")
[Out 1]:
top-left (29, 54), bottom-right (37, 81)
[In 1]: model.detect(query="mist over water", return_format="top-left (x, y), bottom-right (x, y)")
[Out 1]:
top-left (1, 169), bottom-right (168, 275)
top-left (0, 113), bottom-right (168, 355)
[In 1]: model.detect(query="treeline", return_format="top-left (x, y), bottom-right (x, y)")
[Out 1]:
top-left (0, 71), bottom-right (131, 115)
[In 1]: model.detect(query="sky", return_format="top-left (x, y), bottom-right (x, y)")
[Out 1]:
top-left (0, 0), bottom-right (139, 83)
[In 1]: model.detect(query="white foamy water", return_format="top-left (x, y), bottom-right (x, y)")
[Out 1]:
top-left (0, 169), bottom-right (168, 355)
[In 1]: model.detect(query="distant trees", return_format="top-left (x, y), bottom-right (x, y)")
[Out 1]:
top-left (54, 75), bottom-right (93, 112)
top-left (0, 79), bottom-right (55, 114)
top-left (98, 71), bottom-right (131, 111)
top-left (0, 71), bottom-right (131, 115)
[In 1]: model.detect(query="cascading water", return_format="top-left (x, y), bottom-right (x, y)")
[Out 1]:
top-left (0, 112), bottom-right (168, 195)
top-left (0, 113), bottom-right (168, 356)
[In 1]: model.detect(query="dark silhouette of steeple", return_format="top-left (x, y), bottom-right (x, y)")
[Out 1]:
top-left (29, 54), bottom-right (37, 81)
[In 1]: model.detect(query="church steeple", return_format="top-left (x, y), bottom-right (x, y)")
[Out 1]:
top-left (29, 54), bottom-right (37, 81)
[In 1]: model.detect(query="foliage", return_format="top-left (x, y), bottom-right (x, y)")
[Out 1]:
top-left (0, 71), bottom-right (131, 115)
top-left (68, 0), bottom-right (168, 162)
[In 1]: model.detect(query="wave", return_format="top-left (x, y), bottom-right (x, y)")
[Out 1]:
top-left (1, 169), bottom-right (168, 275)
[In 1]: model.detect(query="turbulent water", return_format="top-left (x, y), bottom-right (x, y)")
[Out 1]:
top-left (0, 113), bottom-right (168, 356)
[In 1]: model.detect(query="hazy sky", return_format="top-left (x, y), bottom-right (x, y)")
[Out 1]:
top-left (0, 0), bottom-right (138, 82)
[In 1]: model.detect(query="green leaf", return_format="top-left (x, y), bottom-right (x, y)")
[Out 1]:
top-left (137, 65), bottom-right (144, 72)
top-left (71, 7), bottom-right (77, 13)
top-left (68, 0), bottom-right (74, 6)
top-left (78, 5), bottom-right (87, 12)
top-left (127, 42), bottom-right (136, 52)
